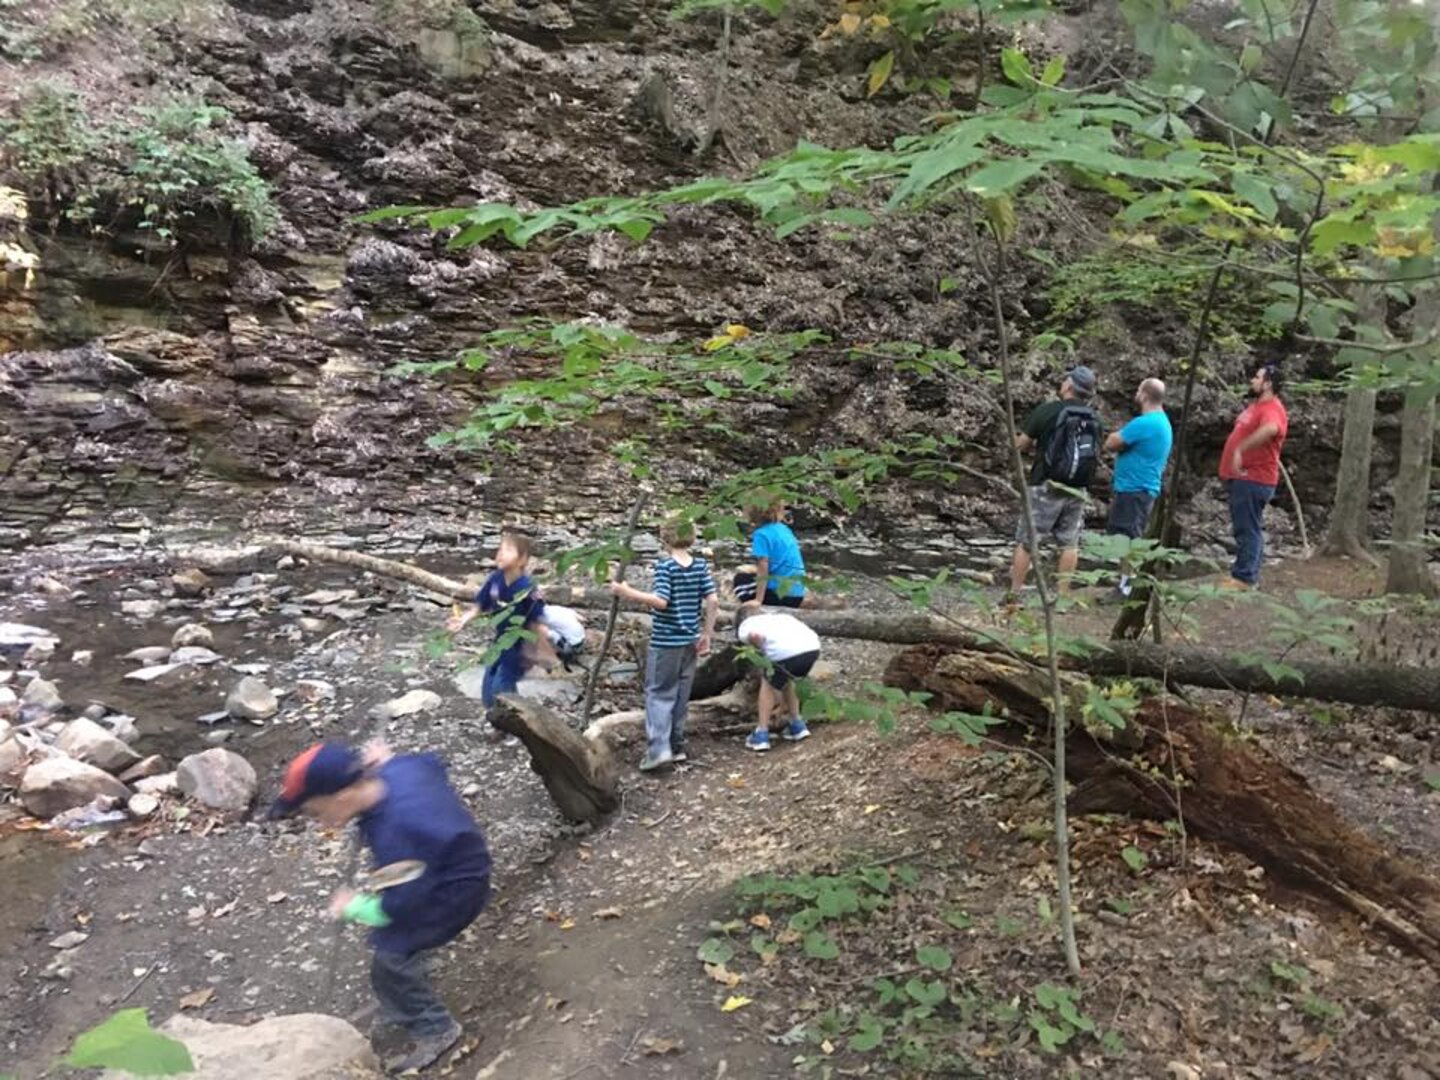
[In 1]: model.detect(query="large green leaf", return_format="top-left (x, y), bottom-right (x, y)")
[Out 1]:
top-left (63, 1010), bottom-right (194, 1075)
top-left (1231, 172), bottom-right (1278, 220)
top-left (889, 143), bottom-right (985, 206)
top-left (963, 158), bottom-right (1044, 197)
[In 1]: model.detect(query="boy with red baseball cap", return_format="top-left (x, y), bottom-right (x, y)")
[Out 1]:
top-left (270, 741), bottom-right (490, 1073)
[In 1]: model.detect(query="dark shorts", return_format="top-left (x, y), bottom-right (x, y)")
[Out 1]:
top-left (1106, 490), bottom-right (1156, 539)
top-left (764, 649), bottom-right (818, 690)
top-left (1014, 485), bottom-right (1085, 549)
top-left (763, 589), bottom-right (804, 609)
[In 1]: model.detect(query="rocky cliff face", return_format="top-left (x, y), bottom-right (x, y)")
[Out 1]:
top-left (0, 0), bottom-right (1395, 556)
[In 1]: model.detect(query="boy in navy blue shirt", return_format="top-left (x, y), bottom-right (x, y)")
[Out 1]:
top-left (270, 740), bottom-right (490, 1074)
top-left (448, 531), bottom-right (555, 732)
top-left (609, 517), bottom-right (717, 771)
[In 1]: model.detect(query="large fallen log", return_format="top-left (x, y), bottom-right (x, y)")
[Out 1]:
top-left (885, 644), bottom-right (1440, 963)
top-left (490, 694), bottom-right (620, 825)
top-left (255, 541), bottom-right (1440, 712)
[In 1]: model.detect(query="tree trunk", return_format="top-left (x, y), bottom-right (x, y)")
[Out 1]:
top-left (762, 609), bottom-right (1440, 713)
top-left (489, 694), bottom-right (620, 825)
top-left (1385, 390), bottom-right (1437, 597)
top-left (1322, 385), bottom-right (1379, 560)
top-left (885, 644), bottom-right (1440, 963)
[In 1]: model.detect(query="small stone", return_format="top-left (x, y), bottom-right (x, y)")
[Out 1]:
top-left (81, 703), bottom-right (108, 721)
top-left (176, 748), bottom-right (257, 811)
top-left (124, 646), bottom-right (174, 664)
top-left (128, 793), bottom-right (160, 819)
top-left (121, 598), bottom-right (163, 620)
top-left (0, 623), bottom-right (59, 653)
top-left (295, 679), bottom-right (336, 703)
top-left (171, 623), bottom-right (214, 649)
top-left (49, 930), bottom-right (90, 950)
top-left (119, 755), bottom-right (169, 783)
top-left (71, 650), bottom-right (94, 666)
top-left (368, 689), bottom-right (442, 721)
top-left (104, 715), bottom-right (139, 744)
top-left (0, 735), bottom-right (28, 781)
top-left (0, 686), bottom-right (17, 717)
top-left (35, 576), bottom-right (70, 597)
top-left (297, 617), bottom-right (328, 633)
top-left (170, 646), bottom-right (221, 665)
top-left (134, 772), bottom-right (179, 795)
top-left (276, 554), bottom-right (296, 570)
top-left (225, 676), bottom-right (278, 721)
top-left (125, 662), bottom-right (191, 683)
top-left (20, 757), bottom-right (130, 818)
top-left (21, 678), bottom-right (64, 713)
top-left (55, 717), bottom-right (141, 773)
top-left (204, 730), bottom-right (233, 745)
top-left (171, 568), bottom-right (213, 597)
top-left (196, 710), bottom-right (231, 726)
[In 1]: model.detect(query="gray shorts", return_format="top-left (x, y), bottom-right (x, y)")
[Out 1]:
top-left (1014, 484), bottom-right (1084, 549)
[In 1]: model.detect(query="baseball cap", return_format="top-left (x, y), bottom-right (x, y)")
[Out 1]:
top-left (1067, 365), bottom-right (1097, 398)
top-left (267, 742), bottom-right (364, 819)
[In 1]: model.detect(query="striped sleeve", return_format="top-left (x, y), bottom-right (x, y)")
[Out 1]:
top-left (699, 560), bottom-right (716, 597)
top-left (653, 560), bottom-right (674, 604)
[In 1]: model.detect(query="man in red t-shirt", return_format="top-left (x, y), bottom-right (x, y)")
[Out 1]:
top-left (1218, 363), bottom-right (1289, 589)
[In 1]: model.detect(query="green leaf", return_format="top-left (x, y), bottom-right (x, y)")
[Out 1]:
top-left (1238, 42), bottom-right (1262, 74)
top-left (904, 978), bottom-right (947, 1007)
top-left (1031, 1013), bottom-right (1072, 1053)
top-left (848, 1014), bottom-right (886, 1052)
top-left (859, 866), bottom-right (891, 893)
top-left (355, 203), bottom-right (433, 223)
top-left (1041, 54), bottom-right (1066, 87)
top-left (1121, 845), bottom-right (1148, 873)
top-left (64, 1010), bottom-right (195, 1075)
top-left (815, 886), bottom-right (860, 918)
top-left (696, 938), bottom-right (735, 965)
top-left (915, 944), bottom-right (953, 971)
top-left (889, 143), bottom-right (985, 206)
top-left (1000, 47), bottom-right (1034, 86)
top-left (1425, 773), bottom-right (1440, 792)
top-left (803, 931), bottom-right (840, 960)
top-left (1231, 172), bottom-right (1277, 221)
top-left (867, 50), bottom-right (895, 98)
top-left (942, 909), bottom-right (973, 930)
top-left (964, 158), bottom-right (1043, 197)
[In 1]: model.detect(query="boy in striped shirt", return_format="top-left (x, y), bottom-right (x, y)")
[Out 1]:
top-left (608, 518), bottom-right (717, 771)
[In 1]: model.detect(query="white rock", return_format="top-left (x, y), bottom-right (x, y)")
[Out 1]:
top-left (119, 754), bottom-right (168, 783)
top-left (100, 1013), bottom-right (381, 1080)
top-left (172, 545), bottom-right (266, 573)
top-left (0, 734), bottom-right (28, 782)
top-left (171, 623), bottom-right (214, 648)
top-left (368, 689), bottom-right (442, 721)
top-left (297, 617), bottom-right (329, 633)
top-left (121, 598), bottom-right (163, 620)
top-left (226, 676), bottom-right (278, 720)
top-left (124, 646), bottom-right (174, 664)
top-left (454, 667), bottom-right (487, 700)
top-left (134, 772), bottom-right (179, 795)
top-left (20, 757), bottom-right (130, 818)
top-left (49, 930), bottom-right (90, 949)
top-left (0, 623), bottom-right (59, 652)
top-left (104, 715), bottom-right (140, 744)
top-left (55, 718), bottom-right (141, 773)
top-left (21, 678), bottom-right (64, 713)
top-left (295, 679), bottom-right (336, 703)
top-left (71, 650), bottom-right (94, 666)
top-left (0, 685), bottom-right (17, 716)
top-left (124, 662), bottom-right (192, 683)
top-left (176, 749), bottom-right (257, 811)
top-left (128, 793), bottom-right (160, 819)
top-left (171, 646), bottom-right (221, 665)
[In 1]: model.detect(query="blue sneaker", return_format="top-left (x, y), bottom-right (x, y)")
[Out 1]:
top-left (782, 718), bottom-right (811, 742)
top-left (745, 730), bottom-right (771, 752)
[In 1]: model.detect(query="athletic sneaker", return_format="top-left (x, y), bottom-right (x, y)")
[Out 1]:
top-left (745, 730), bottom-right (771, 752)
top-left (670, 747), bottom-right (689, 763)
top-left (384, 1019), bottom-right (462, 1075)
top-left (782, 718), bottom-right (811, 742)
top-left (639, 749), bottom-right (674, 772)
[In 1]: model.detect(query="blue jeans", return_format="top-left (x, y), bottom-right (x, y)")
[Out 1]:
top-left (371, 949), bottom-right (454, 1038)
top-left (1227, 479), bottom-right (1275, 585)
top-left (645, 644), bottom-right (697, 758)
top-left (481, 646), bottom-right (526, 707)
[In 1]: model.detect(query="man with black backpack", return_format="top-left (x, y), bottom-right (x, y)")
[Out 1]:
top-left (1008, 365), bottom-right (1103, 599)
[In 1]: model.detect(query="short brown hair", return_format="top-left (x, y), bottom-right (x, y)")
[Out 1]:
top-left (498, 530), bottom-right (531, 560)
top-left (660, 517), bottom-right (696, 549)
top-left (745, 494), bottom-right (784, 526)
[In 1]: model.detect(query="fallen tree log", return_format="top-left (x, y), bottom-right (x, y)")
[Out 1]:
top-left (257, 541), bottom-right (1440, 712)
top-left (885, 644), bottom-right (1440, 963)
top-left (490, 694), bottom-right (620, 825)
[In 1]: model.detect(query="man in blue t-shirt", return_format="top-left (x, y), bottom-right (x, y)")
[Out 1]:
top-left (1103, 377), bottom-right (1174, 597)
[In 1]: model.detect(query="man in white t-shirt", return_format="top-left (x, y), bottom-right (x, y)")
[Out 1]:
top-left (539, 605), bottom-right (586, 670)
top-left (732, 571), bottom-right (819, 753)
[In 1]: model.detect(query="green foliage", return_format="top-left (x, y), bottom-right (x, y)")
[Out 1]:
top-left (63, 1009), bottom-right (194, 1075)
top-left (1120, 844), bottom-right (1148, 873)
top-left (1, 0), bottom-right (215, 63)
top-left (1, 86), bottom-right (277, 246)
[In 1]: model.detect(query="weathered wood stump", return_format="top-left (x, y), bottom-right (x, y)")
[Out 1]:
top-left (885, 644), bottom-right (1440, 963)
top-left (490, 694), bottom-right (620, 825)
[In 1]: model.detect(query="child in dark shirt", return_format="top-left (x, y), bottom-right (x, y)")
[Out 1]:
top-left (269, 741), bottom-right (490, 1074)
top-left (448, 530), bottom-right (556, 730)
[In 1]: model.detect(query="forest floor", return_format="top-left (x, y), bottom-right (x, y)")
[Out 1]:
top-left (1, 553), bottom-right (1438, 1080)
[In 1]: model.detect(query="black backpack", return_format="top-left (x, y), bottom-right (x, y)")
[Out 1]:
top-left (1042, 404), bottom-right (1100, 487)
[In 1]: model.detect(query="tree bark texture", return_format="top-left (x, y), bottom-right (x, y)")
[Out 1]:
top-left (489, 694), bottom-right (620, 825)
top-left (1385, 391), bottom-right (1437, 597)
top-left (884, 644), bottom-right (1440, 963)
top-left (1322, 384), bottom-right (1379, 560)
